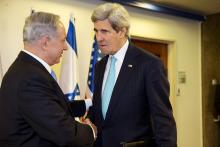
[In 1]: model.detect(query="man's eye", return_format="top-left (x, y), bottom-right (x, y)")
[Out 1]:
top-left (101, 30), bottom-right (108, 34)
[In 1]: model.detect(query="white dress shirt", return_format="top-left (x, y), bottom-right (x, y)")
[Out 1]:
top-left (102, 40), bottom-right (129, 94)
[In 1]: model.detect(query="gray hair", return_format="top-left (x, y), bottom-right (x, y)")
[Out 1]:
top-left (91, 3), bottom-right (130, 37)
top-left (23, 12), bottom-right (61, 43)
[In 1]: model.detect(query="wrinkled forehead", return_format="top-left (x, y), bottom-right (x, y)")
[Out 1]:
top-left (94, 19), bottom-right (113, 30)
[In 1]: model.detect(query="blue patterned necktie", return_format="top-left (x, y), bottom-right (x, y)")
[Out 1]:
top-left (51, 70), bottom-right (57, 81)
top-left (102, 56), bottom-right (117, 118)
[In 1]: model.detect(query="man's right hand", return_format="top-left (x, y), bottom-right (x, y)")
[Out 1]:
top-left (82, 118), bottom-right (97, 139)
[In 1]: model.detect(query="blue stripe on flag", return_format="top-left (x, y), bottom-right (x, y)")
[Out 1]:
top-left (65, 84), bottom-right (80, 101)
top-left (66, 18), bottom-right (77, 54)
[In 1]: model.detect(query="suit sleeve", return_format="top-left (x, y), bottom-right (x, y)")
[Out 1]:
top-left (87, 63), bottom-right (99, 123)
top-left (145, 59), bottom-right (177, 147)
top-left (69, 100), bottom-right (86, 117)
top-left (18, 75), bottom-right (94, 147)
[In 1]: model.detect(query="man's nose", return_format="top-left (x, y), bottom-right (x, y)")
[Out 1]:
top-left (96, 33), bottom-right (103, 42)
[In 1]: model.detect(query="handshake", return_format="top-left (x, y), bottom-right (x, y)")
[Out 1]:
top-left (81, 116), bottom-right (97, 139)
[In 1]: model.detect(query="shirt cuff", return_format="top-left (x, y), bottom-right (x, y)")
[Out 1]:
top-left (85, 98), bottom-right (93, 111)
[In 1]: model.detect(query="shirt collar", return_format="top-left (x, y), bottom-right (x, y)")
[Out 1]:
top-left (22, 49), bottom-right (51, 74)
top-left (110, 39), bottom-right (129, 62)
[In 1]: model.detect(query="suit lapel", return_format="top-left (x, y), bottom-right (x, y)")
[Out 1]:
top-left (96, 56), bottom-right (108, 122)
top-left (104, 44), bottom-right (140, 121)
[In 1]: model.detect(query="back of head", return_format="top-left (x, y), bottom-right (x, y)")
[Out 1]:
top-left (91, 3), bottom-right (130, 37)
top-left (23, 12), bottom-right (61, 44)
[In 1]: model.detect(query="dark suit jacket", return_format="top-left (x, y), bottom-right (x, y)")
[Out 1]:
top-left (88, 44), bottom-right (177, 147)
top-left (0, 51), bottom-right (94, 147)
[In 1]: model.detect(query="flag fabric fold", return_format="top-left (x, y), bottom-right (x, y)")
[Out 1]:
top-left (85, 36), bottom-right (103, 98)
top-left (59, 17), bottom-right (81, 101)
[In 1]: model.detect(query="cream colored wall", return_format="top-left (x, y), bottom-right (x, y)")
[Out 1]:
top-left (0, 0), bottom-right (202, 147)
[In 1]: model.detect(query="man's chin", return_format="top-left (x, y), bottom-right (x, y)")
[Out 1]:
top-left (99, 48), bottom-right (108, 54)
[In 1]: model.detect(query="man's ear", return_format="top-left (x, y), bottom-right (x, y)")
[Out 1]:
top-left (119, 28), bottom-right (127, 38)
top-left (40, 35), bottom-right (49, 50)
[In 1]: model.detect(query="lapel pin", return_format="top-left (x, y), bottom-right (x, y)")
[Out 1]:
top-left (128, 64), bottom-right (133, 68)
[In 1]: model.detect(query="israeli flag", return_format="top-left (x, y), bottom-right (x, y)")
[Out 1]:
top-left (59, 17), bottom-right (81, 101)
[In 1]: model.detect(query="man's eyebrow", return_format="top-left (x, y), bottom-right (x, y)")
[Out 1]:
top-left (94, 28), bottom-right (109, 32)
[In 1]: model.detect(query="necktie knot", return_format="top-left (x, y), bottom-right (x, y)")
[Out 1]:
top-left (110, 56), bottom-right (116, 66)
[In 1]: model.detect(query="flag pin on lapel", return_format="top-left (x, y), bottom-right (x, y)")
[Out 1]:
top-left (128, 64), bottom-right (133, 68)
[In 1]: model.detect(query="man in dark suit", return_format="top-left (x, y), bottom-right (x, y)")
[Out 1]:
top-left (87, 3), bottom-right (177, 147)
top-left (0, 12), bottom-right (94, 147)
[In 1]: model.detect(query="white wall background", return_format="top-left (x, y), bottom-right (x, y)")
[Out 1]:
top-left (0, 51), bottom-right (2, 85)
top-left (0, 0), bottom-right (202, 147)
